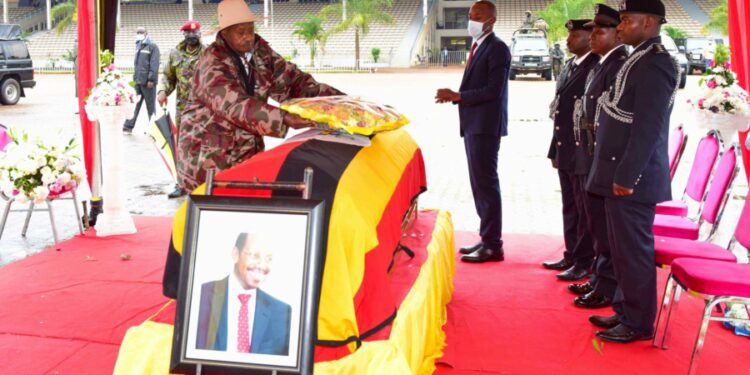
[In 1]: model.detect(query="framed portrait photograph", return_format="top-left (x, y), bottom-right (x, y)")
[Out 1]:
top-left (171, 195), bottom-right (325, 375)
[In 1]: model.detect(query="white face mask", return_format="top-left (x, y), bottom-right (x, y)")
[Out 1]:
top-left (467, 20), bottom-right (485, 39)
top-left (135, 34), bottom-right (145, 42)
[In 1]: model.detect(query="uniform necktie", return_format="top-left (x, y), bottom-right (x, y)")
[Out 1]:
top-left (237, 294), bottom-right (252, 353)
top-left (467, 42), bottom-right (478, 66)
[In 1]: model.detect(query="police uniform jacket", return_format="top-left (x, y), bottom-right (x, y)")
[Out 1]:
top-left (573, 45), bottom-right (629, 175)
top-left (586, 36), bottom-right (678, 204)
top-left (547, 53), bottom-right (600, 171)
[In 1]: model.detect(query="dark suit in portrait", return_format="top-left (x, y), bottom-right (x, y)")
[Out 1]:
top-left (196, 277), bottom-right (292, 355)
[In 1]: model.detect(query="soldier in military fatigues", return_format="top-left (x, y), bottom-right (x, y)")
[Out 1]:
top-left (550, 43), bottom-right (565, 80)
top-left (177, 0), bottom-right (343, 191)
top-left (567, 4), bottom-right (628, 310)
top-left (542, 20), bottom-right (599, 282)
top-left (158, 20), bottom-right (205, 198)
top-left (587, 0), bottom-right (679, 343)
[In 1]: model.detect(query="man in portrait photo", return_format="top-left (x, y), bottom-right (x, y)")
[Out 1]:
top-left (195, 232), bottom-right (292, 355)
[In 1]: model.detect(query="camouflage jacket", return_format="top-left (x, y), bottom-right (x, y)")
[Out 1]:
top-left (177, 34), bottom-right (343, 191)
top-left (157, 40), bottom-right (205, 128)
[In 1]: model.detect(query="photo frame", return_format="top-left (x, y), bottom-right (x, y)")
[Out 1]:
top-left (171, 195), bottom-right (325, 375)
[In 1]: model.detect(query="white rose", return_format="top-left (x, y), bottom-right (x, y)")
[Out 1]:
top-left (15, 194), bottom-right (28, 203)
top-left (32, 185), bottom-right (49, 203)
top-left (58, 172), bottom-right (72, 185)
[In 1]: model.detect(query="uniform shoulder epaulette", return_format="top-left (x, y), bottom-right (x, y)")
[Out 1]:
top-left (653, 43), bottom-right (668, 54)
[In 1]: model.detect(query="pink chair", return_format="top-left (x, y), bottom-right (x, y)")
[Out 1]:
top-left (657, 130), bottom-right (720, 217)
top-left (652, 143), bottom-right (740, 241)
top-left (667, 125), bottom-right (688, 180)
top-left (651, 198), bottom-right (750, 374)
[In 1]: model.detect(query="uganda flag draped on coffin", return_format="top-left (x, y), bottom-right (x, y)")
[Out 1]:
top-left (162, 129), bottom-right (427, 361)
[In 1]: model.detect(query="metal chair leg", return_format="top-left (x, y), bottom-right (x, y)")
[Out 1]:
top-left (688, 298), bottom-right (720, 375)
top-left (653, 273), bottom-right (675, 347)
top-left (21, 201), bottom-right (35, 237)
top-left (661, 284), bottom-right (683, 349)
top-left (71, 190), bottom-right (84, 235)
top-left (46, 199), bottom-right (59, 244)
top-left (0, 199), bottom-right (12, 241)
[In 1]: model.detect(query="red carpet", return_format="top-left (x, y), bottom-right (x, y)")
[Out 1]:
top-left (1, 218), bottom-right (748, 374)
top-left (435, 232), bottom-right (750, 375)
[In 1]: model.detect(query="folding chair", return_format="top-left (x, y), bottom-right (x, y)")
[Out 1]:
top-left (0, 125), bottom-right (84, 244)
top-left (657, 130), bottom-right (720, 217)
top-left (652, 143), bottom-right (740, 241)
top-left (667, 125), bottom-right (688, 181)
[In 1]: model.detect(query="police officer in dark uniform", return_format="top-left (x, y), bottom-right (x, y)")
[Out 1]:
top-left (587, 0), bottom-right (679, 343)
top-left (567, 4), bottom-right (629, 309)
top-left (542, 20), bottom-right (599, 281)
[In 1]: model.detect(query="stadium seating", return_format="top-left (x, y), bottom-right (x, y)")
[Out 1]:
top-left (694, 0), bottom-right (722, 16)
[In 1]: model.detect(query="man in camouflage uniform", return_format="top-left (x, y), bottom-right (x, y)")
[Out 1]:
top-left (157, 20), bottom-right (205, 198)
top-left (177, 0), bottom-right (344, 191)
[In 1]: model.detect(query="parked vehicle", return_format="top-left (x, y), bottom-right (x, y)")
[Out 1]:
top-left (509, 28), bottom-right (552, 80)
top-left (684, 37), bottom-right (713, 75)
top-left (661, 33), bottom-right (687, 89)
top-left (0, 24), bottom-right (35, 105)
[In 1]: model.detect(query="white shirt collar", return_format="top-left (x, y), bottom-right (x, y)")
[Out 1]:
top-left (473, 32), bottom-right (491, 48)
top-left (599, 45), bottom-right (624, 64)
top-left (574, 51), bottom-right (592, 66)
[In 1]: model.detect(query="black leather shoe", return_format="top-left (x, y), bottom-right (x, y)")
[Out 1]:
top-left (596, 324), bottom-right (653, 343)
top-left (167, 186), bottom-right (187, 199)
top-left (556, 265), bottom-right (591, 281)
top-left (568, 281), bottom-right (594, 295)
top-left (574, 291), bottom-right (613, 309)
top-left (459, 242), bottom-right (483, 255)
top-left (589, 314), bottom-right (619, 329)
top-left (461, 247), bottom-right (504, 263)
top-left (542, 258), bottom-right (573, 270)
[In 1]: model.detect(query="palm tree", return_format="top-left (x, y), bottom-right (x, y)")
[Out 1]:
top-left (702, 0), bottom-right (727, 36)
top-left (664, 25), bottom-right (688, 42)
top-left (292, 14), bottom-right (327, 67)
top-left (320, 0), bottom-right (394, 69)
top-left (50, 1), bottom-right (77, 35)
top-left (536, 0), bottom-right (597, 45)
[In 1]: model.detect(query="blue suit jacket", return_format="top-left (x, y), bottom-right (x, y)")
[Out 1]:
top-left (458, 33), bottom-right (511, 137)
top-left (587, 37), bottom-right (677, 204)
top-left (196, 277), bottom-right (292, 355)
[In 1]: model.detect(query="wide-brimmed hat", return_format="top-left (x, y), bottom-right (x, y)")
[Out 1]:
top-left (218, 0), bottom-right (257, 32)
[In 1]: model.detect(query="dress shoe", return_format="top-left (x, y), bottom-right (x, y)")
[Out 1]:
top-left (568, 281), bottom-right (594, 295)
top-left (574, 291), bottom-right (612, 309)
top-left (461, 246), bottom-right (504, 263)
top-left (167, 185), bottom-right (187, 199)
top-left (588, 314), bottom-right (619, 329)
top-left (556, 265), bottom-right (591, 281)
top-left (596, 324), bottom-right (653, 343)
top-left (542, 258), bottom-right (573, 270)
top-left (459, 242), bottom-right (483, 255)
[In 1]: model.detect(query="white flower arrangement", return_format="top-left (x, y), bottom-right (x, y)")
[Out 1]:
top-left (688, 46), bottom-right (750, 116)
top-left (0, 129), bottom-right (86, 204)
top-left (85, 64), bottom-right (137, 107)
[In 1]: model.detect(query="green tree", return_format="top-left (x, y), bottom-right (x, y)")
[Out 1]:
top-left (292, 14), bottom-right (327, 67)
top-left (702, 0), bottom-right (727, 36)
top-left (50, 1), bottom-right (77, 35)
top-left (664, 25), bottom-right (688, 41)
top-left (371, 47), bottom-right (381, 63)
top-left (320, 0), bottom-right (394, 69)
top-left (536, 0), bottom-right (598, 46)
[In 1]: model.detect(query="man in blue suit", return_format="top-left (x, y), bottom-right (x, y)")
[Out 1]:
top-left (435, 0), bottom-right (511, 263)
top-left (196, 233), bottom-right (291, 355)
top-left (587, 0), bottom-right (678, 343)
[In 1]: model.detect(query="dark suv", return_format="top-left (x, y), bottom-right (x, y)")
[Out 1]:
top-left (0, 25), bottom-right (35, 105)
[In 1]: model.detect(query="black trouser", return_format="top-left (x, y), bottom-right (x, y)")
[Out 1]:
top-left (605, 198), bottom-right (657, 334)
top-left (124, 83), bottom-right (156, 130)
top-left (558, 169), bottom-right (593, 267)
top-left (579, 175), bottom-right (616, 298)
top-left (464, 135), bottom-right (503, 251)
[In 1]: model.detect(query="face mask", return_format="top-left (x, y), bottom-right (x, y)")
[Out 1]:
top-left (467, 20), bottom-right (485, 39)
top-left (185, 36), bottom-right (200, 46)
top-left (135, 34), bottom-right (145, 42)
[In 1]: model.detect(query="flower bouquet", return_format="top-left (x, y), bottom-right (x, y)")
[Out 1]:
top-left (280, 95), bottom-right (410, 136)
top-left (688, 45), bottom-right (750, 142)
top-left (0, 129), bottom-right (86, 204)
top-left (86, 64), bottom-right (137, 108)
